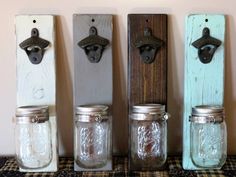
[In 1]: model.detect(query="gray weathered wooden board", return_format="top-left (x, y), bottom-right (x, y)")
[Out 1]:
top-left (73, 14), bottom-right (113, 171)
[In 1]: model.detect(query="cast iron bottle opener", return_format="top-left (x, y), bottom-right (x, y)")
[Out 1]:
top-left (78, 26), bottom-right (109, 63)
top-left (19, 28), bottom-right (50, 64)
top-left (192, 27), bottom-right (221, 64)
top-left (134, 27), bottom-right (163, 64)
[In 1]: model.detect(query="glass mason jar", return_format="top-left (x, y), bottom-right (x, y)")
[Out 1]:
top-left (189, 105), bottom-right (227, 169)
top-left (75, 105), bottom-right (111, 169)
top-left (129, 104), bottom-right (169, 170)
top-left (15, 106), bottom-right (52, 169)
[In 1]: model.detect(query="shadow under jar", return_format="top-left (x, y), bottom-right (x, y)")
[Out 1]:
top-left (75, 105), bottom-right (112, 169)
top-left (15, 106), bottom-right (52, 169)
top-left (129, 104), bottom-right (169, 171)
top-left (189, 105), bottom-right (227, 169)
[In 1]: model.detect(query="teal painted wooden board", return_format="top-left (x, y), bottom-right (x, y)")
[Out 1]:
top-left (182, 14), bottom-right (225, 170)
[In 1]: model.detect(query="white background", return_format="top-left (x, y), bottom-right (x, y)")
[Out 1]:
top-left (0, 0), bottom-right (236, 156)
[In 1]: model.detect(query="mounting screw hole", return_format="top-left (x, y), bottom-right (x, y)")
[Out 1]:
top-left (205, 19), bottom-right (208, 22)
top-left (33, 20), bottom-right (36, 23)
top-left (146, 19), bottom-right (149, 23)
top-left (92, 19), bottom-right (95, 22)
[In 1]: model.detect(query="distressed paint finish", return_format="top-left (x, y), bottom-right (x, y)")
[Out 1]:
top-left (183, 14), bottom-right (225, 170)
top-left (73, 14), bottom-right (113, 171)
top-left (15, 15), bottom-right (58, 172)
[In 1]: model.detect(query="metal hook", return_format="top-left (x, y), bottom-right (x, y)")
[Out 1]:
top-left (78, 26), bottom-right (109, 63)
top-left (192, 27), bottom-right (221, 64)
top-left (134, 27), bottom-right (163, 64)
top-left (19, 28), bottom-right (50, 64)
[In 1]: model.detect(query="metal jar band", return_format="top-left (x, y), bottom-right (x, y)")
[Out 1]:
top-left (75, 104), bottom-right (109, 122)
top-left (15, 105), bottom-right (49, 124)
top-left (189, 105), bottom-right (225, 123)
top-left (130, 104), bottom-right (169, 121)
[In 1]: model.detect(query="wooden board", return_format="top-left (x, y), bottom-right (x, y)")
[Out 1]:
top-left (182, 14), bottom-right (225, 170)
top-left (128, 14), bottom-right (168, 110)
top-left (15, 15), bottom-right (58, 172)
top-left (128, 14), bottom-right (168, 170)
top-left (73, 14), bottom-right (113, 171)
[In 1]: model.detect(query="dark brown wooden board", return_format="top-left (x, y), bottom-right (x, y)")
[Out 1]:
top-left (128, 14), bottom-right (168, 110)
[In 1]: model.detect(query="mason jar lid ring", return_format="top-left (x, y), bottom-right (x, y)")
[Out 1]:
top-left (15, 105), bottom-right (49, 123)
top-left (192, 105), bottom-right (224, 115)
top-left (189, 115), bottom-right (224, 123)
top-left (16, 115), bottom-right (49, 123)
top-left (76, 105), bottom-right (108, 114)
top-left (130, 104), bottom-right (169, 121)
top-left (132, 104), bottom-right (165, 113)
top-left (189, 105), bottom-right (225, 123)
top-left (75, 104), bottom-right (109, 122)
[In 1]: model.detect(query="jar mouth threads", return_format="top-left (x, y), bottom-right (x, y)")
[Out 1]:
top-left (189, 105), bottom-right (225, 123)
top-left (75, 104), bottom-right (109, 122)
top-left (130, 104), bottom-right (169, 121)
top-left (15, 105), bottom-right (49, 123)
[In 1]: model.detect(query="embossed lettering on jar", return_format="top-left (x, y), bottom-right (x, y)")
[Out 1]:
top-left (189, 105), bottom-right (227, 169)
top-left (129, 104), bottom-right (169, 170)
top-left (15, 106), bottom-right (52, 169)
top-left (75, 105), bottom-right (111, 169)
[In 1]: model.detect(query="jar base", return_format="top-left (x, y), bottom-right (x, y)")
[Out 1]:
top-left (130, 154), bottom-right (166, 171)
top-left (75, 159), bottom-right (107, 169)
top-left (17, 157), bottom-right (52, 170)
top-left (191, 155), bottom-right (226, 169)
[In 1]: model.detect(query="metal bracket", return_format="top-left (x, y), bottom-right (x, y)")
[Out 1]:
top-left (134, 27), bottom-right (163, 64)
top-left (19, 28), bottom-right (50, 64)
top-left (78, 26), bottom-right (109, 63)
top-left (192, 27), bottom-right (221, 64)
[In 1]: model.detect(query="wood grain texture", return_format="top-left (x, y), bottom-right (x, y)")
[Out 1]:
top-left (182, 14), bottom-right (225, 170)
top-left (128, 14), bottom-right (168, 109)
top-left (128, 14), bottom-right (167, 170)
top-left (15, 15), bottom-right (58, 172)
top-left (73, 14), bottom-right (113, 171)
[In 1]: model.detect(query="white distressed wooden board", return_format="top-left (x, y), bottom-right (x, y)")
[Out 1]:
top-left (15, 15), bottom-right (58, 172)
top-left (182, 14), bottom-right (225, 170)
top-left (73, 14), bottom-right (113, 171)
